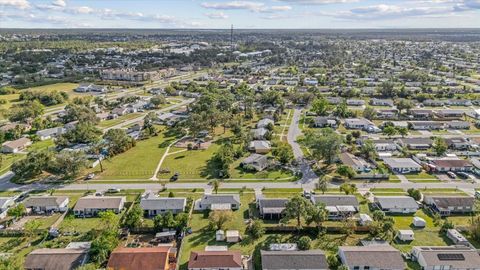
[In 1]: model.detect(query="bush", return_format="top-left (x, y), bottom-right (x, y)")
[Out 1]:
top-left (407, 188), bottom-right (421, 201)
top-left (246, 220), bottom-right (265, 239)
top-left (297, 236), bottom-right (311, 250)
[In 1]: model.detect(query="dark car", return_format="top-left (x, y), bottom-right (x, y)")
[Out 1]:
top-left (170, 172), bottom-right (179, 181)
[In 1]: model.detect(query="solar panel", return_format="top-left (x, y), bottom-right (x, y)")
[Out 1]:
top-left (437, 254), bottom-right (465, 261)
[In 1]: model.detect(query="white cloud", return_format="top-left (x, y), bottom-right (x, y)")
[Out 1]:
top-left (275, 0), bottom-right (358, 4)
top-left (52, 0), bottom-right (66, 7)
top-left (201, 1), bottom-right (291, 13)
top-left (0, 0), bottom-right (30, 9)
top-left (205, 11), bottom-right (229, 19)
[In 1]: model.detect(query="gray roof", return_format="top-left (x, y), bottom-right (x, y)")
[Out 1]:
top-left (398, 138), bottom-right (433, 145)
top-left (310, 195), bottom-right (359, 207)
top-left (242, 153), bottom-right (268, 165)
top-left (375, 196), bottom-right (419, 209)
top-left (383, 158), bottom-right (421, 169)
top-left (24, 248), bottom-right (88, 270)
top-left (261, 250), bottom-right (328, 270)
top-left (140, 195), bottom-right (186, 211)
top-left (24, 196), bottom-right (69, 208)
top-left (425, 196), bottom-right (475, 209)
top-left (73, 196), bottom-right (125, 211)
top-left (414, 246), bottom-right (480, 268)
top-left (339, 245), bottom-right (404, 269)
top-left (200, 194), bottom-right (240, 206)
top-left (258, 199), bottom-right (288, 214)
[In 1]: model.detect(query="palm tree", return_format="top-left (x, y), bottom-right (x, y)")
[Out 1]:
top-left (212, 179), bottom-right (220, 194)
top-left (360, 140), bottom-right (378, 160)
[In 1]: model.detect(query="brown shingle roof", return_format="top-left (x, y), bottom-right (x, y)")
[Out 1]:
top-left (188, 251), bottom-right (242, 269)
top-left (107, 246), bottom-right (172, 270)
top-left (339, 245), bottom-right (405, 269)
top-left (73, 196), bottom-right (125, 211)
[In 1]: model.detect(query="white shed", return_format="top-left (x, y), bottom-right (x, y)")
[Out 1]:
top-left (226, 230), bottom-right (240, 243)
top-left (359, 214), bottom-right (373, 226)
top-left (412, 216), bottom-right (426, 228)
top-left (397, 230), bottom-right (415, 241)
top-left (216, 230), bottom-right (225, 241)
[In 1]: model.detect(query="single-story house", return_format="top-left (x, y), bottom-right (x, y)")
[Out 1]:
top-left (251, 128), bottom-right (269, 140)
top-left (241, 153), bottom-right (268, 171)
top-left (248, 140), bottom-right (271, 154)
top-left (424, 196), bottom-right (475, 216)
top-left (396, 138), bottom-right (433, 150)
top-left (383, 158), bottom-right (422, 174)
top-left (429, 159), bottom-right (474, 172)
top-left (411, 246), bottom-right (480, 270)
top-left (257, 198), bottom-right (288, 219)
top-left (447, 121), bottom-right (470, 129)
top-left (24, 247), bottom-right (89, 270)
top-left (2, 137), bottom-right (32, 153)
top-left (24, 196), bottom-right (69, 214)
top-left (374, 196), bottom-right (419, 214)
top-left (369, 139), bottom-right (398, 152)
top-left (188, 251), bottom-right (243, 270)
top-left (376, 109), bottom-right (398, 119)
top-left (73, 196), bottom-right (126, 217)
top-left (423, 99), bottom-right (445, 107)
top-left (261, 250), bottom-right (329, 270)
top-left (198, 194), bottom-right (240, 210)
top-left (370, 98), bottom-right (394, 107)
top-left (36, 127), bottom-right (66, 141)
top-left (338, 152), bottom-right (371, 173)
top-left (310, 195), bottom-right (359, 220)
top-left (344, 118), bottom-right (375, 130)
top-left (257, 118), bottom-right (274, 129)
top-left (435, 109), bottom-right (464, 119)
top-left (409, 109), bottom-right (434, 119)
top-left (408, 121), bottom-right (444, 130)
top-left (338, 244), bottom-right (405, 270)
top-left (140, 192), bottom-right (186, 216)
top-left (445, 138), bottom-right (470, 150)
top-left (111, 107), bottom-right (130, 116)
top-left (347, 99), bottom-right (365, 106)
top-left (107, 246), bottom-right (175, 270)
top-left (312, 117), bottom-right (337, 128)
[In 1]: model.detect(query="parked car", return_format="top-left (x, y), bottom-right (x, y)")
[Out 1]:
top-left (85, 173), bottom-right (95, 180)
top-left (447, 172), bottom-right (457, 179)
top-left (170, 172), bottom-right (179, 181)
top-left (107, 188), bottom-right (121, 193)
top-left (456, 172), bottom-right (469, 179)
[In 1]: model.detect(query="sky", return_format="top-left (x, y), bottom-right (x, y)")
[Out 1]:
top-left (1, 0), bottom-right (480, 29)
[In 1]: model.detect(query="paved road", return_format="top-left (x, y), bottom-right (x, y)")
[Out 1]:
top-left (287, 107), bottom-right (318, 184)
top-left (102, 98), bottom-right (194, 131)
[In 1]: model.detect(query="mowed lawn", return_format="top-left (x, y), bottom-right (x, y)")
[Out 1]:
top-left (98, 113), bottom-right (143, 128)
top-left (178, 193), bottom-right (256, 270)
top-left (90, 131), bottom-right (176, 180)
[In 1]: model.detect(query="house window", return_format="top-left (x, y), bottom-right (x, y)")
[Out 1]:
top-left (353, 267), bottom-right (359, 270)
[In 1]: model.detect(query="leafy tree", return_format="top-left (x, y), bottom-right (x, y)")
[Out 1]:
top-left (297, 236), bottom-right (312, 250)
top-left (57, 122), bottom-right (102, 147)
top-left (24, 219), bottom-right (41, 239)
top-left (339, 183), bottom-right (357, 195)
top-left (90, 230), bottom-right (119, 264)
top-left (7, 100), bottom-right (44, 123)
top-left (123, 204), bottom-right (143, 229)
top-left (50, 151), bottom-right (87, 179)
top-left (317, 176), bottom-right (328, 194)
top-left (407, 188), bottom-right (422, 201)
top-left (161, 211), bottom-right (177, 229)
top-left (433, 137), bottom-right (448, 156)
top-left (311, 97), bottom-right (330, 116)
top-left (98, 210), bottom-right (120, 231)
top-left (62, 104), bottom-right (98, 124)
top-left (175, 213), bottom-right (189, 231)
top-left (397, 127), bottom-right (408, 137)
top-left (272, 142), bottom-right (294, 165)
top-left (246, 219), bottom-right (265, 239)
top-left (281, 196), bottom-right (311, 228)
top-left (7, 204), bottom-right (26, 219)
top-left (306, 203), bottom-right (328, 232)
top-left (103, 129), bottom-right (136, 156)
top-left (333, 100), bottom-right (350, 118)
top-left (304, 128), bottom-right (343, 165)
top-left (11, 150), bottom-right (53, 180)
top-left (150, 95), bottom-right (167, 108)
top-left (359, 140), bottom-right (378, 160)
top-left (212, 143), bottom-right (235, 178)
top-left (362, 106), bottom-right (376, 120)
top-left (208, 210), bottom-right (233, 231)
top-left (440, 218), bottom-right (454, 233)
top-left (395, 99), bottom-right (413, 114)
top-left (336, 165), bottom-right (356, 179)
top-left (379, 81), bottom-right (396, 97)
top-left (382, 126), bottom-right (397, 137)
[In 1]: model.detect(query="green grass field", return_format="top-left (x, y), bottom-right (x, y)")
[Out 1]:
top-left (98, 113), bottom-right (143, 128)
top-left (90, 130), bottom-right (176, 180)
